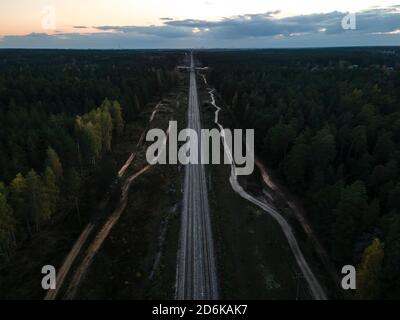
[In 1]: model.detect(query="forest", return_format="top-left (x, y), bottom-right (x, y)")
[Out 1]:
top-left (0, 50), bottom-right (180, 269)
top-left (2, 48), bottom-right (400, 300)
top-left (199, 47), bottom-right (400, 299)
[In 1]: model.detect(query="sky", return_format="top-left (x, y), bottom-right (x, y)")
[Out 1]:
top-left (0, 0), bottom-right (399, 48)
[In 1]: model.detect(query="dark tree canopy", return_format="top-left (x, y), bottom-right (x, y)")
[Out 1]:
top-left (200, 47), bottom-right (400, 298)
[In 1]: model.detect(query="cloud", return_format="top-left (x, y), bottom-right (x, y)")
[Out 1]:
top-left (93, 25), bottom-right (192, 38)
top-left (372, 29), bottom-right (400, 35)
top-left (163, 8), bottom-right (399, 39)
top-left (1, 6), bottom-right (399, 48)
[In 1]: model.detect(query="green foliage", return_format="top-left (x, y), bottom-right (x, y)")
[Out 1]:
top-left (43, 167), bottom-right (59, 217)
top-left (349, 126), bottom-right (368, 157)
top-left (108, 100), bottom-right (125, 137)
top-left (363, 199), bottom-right (380, 232)
top-left (64, 168), bottom-right (81, 201)
top-left (92, 155), bottom-right (118, 200)
top-left (310, 127), bottom-right (336, 169)
top-left (284, 140), bottom-right (310, 193)
top-left (333, 181), bottom-right (368, 261)
top-left (373, 132), bottom-right (395, 164)
top-left (0, 51), bottom-right (181, 294)
top-left (356, 238), bottom-right (384, 300)
top-left (0, 191), bottom-right (16, 259)
top-left (46, 147), bottom-right (63, 180)
top-left (0, 182), bottom-right (6, 195)
top-left (64, 167), bottom-right (82, 223)
top-left (25, 169), bottom-right (51, 230)
top-left (9, 173), bottom-right (28, 232)
top-left (382, 216), bottom-right (400, 298)
top-left (75, 99), bottom-right (122, 163)
top-left (0, 50), bottom-right (180, 182)
top-left (99, 107), bottom-right (113, 152)
top-left (264, 123), bottom-right (296, 166)
top-left (76, 118), bottom-right (102, 163)
top-left (0, 51), bottom-right (180, 252)
top-left (387, 183), bottom-right (400, 213)
top-left (4, 97), bottom-right (128, 238)
top-left (200, 48), bottom-right (400, 297)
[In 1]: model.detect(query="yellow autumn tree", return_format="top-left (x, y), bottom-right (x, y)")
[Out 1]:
top-left (356, 238), bottom-right (384, 300)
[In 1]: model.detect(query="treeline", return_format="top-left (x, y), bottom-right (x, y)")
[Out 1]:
top-left (200, 48), bottom-right (400, 299)
top-left (0, 50), bottom-right (182, 262)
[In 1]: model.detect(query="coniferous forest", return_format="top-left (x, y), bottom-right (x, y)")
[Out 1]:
top-left (200, 48), bottom-right (400, 299)
top-left (1, 48), bottom-right (400, 300)
top-left (0, 50), bottom-right (181, 290)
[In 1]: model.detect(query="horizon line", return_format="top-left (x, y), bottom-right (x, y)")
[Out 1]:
top-left (0, 44), bottom-right (399, 51)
